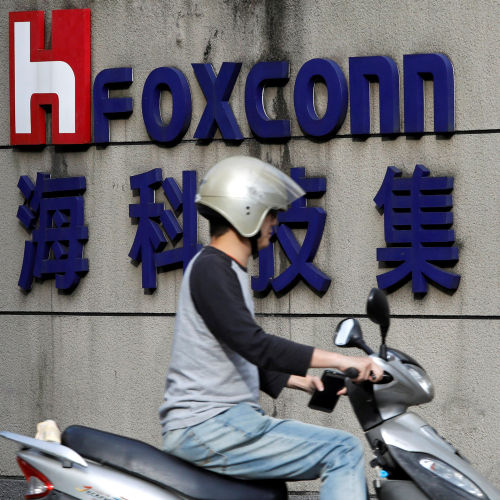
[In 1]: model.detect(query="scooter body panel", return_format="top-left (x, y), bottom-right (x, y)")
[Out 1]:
top-left (377, 412), bottom-right (459, 457)
top-left (19, 450), bottom-right (183, 500)
top-left (368, 412), bottom-right (500, 500)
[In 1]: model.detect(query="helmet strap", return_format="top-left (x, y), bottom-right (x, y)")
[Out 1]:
top-left (250, 232), bottom-right (261, 259)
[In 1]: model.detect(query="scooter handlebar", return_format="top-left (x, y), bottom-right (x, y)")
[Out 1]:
top-left (344, 367), bottom-right (360, 379)
top-left (344, 367), bottom-right (393, 384)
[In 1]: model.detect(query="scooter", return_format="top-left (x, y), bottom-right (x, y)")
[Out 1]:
top-left (1, 289), bottom-right (499, 499)
top-left (332, 288), bottom-right (500, 500)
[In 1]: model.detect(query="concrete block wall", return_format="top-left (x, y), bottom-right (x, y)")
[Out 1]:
top-left (0, 0), bottom-right (498, 495)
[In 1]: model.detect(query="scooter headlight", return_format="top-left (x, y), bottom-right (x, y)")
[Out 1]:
top-left (405, 365), bottom-right (434, 397)
top-left (419, 458), bottom-right (485, 498)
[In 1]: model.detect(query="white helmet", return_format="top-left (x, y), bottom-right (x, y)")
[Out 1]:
top-left (196, 156), bottom-right (305, 237)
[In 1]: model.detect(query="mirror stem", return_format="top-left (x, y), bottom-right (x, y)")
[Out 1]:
top-left (379, 327), bottom-right (389, 360)
top-left (380, 343), bottom-right (388, 360)
top-left (359, 340), bottom-right (374, 355)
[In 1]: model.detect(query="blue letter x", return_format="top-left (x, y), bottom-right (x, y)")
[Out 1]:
top-left (192, 62), bottom-right (243, 141)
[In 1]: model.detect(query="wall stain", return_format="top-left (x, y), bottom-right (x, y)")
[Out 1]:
top-left (203, 29), bottom-right (218, 62)
top-left (50, 150), bottom-right (69, 178)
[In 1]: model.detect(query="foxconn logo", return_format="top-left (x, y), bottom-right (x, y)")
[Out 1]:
top-left (9, 9), bottom-right (91, 145)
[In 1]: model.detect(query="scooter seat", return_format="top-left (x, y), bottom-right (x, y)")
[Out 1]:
top-left (62, 425), bottom-right (287, 500)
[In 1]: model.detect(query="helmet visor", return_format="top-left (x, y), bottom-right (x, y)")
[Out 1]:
top-left (254, 162), bottom-right (306, 208)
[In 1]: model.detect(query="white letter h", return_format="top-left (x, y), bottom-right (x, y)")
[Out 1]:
top-left (14, 21), bottom-right (76, 134)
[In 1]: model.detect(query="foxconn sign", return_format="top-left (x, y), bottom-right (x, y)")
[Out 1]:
top-left (9, 9), bottom-right (455, 147)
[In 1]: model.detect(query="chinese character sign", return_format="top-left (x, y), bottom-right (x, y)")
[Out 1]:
top-left (17, 173), bottom-right (89, 291)
top-left (129, 169), bottom-right (201, 290)
top-left (14, 163), bottom-right (463, 298)
top-left (252, 167), bottom-right (331, 294)
top-left (374, 164), bottom-right (460, 294)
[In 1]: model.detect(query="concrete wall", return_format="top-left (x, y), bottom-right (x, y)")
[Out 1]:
top-left (0, 0), bottom-right (499, 495)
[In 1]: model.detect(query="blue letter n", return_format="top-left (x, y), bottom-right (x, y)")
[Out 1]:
top-left (349, 56), bottom-right (400, 136)
top-left (404, 53), bottom-right (455, 134)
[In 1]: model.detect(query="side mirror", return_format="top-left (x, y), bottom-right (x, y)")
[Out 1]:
top-left (367, 288), bottom-right (390, 359)
top-left (366, 288), bottom-right (390, 333)
top-left (335, 318), bottom-right (373, 355)
top-left (335, 318), bottom-right (363, 347)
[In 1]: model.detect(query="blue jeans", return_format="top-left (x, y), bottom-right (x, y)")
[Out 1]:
top-left (163, 403), bottom-right (367, 500)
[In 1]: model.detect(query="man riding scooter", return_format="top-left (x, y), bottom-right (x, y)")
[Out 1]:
top-left (159, 155), bottom-right (383, 500)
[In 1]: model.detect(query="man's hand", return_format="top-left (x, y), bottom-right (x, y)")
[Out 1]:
top-left (335, 355), bottom-right (383, 384)
top-left (287, 374), bottom-right (324, 394)
top-left (310, 349), bottom-right (384, 384)
top-left (289, 353), bottom-right (383, 396)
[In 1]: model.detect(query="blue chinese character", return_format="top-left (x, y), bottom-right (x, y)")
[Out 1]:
top-left (129, 169), bottom-right (201, 290)
top-left (17, 173), bottom-right (88, 292)
top-left (374, 164), bottom-right (460, 294)
top-left (252, 167), bottom-right (331, 294)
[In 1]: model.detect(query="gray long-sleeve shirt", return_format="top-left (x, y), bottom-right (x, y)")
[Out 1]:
top-left (159, 246), bottom-right (314, 433)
